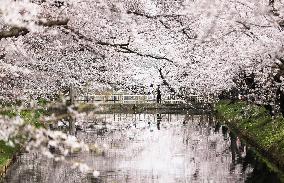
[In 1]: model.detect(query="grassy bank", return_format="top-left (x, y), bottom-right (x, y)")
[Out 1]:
top-left (215, 100), bottom-right (284, 170)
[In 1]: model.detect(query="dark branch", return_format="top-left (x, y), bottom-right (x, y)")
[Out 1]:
top-left (159, 20), bottom-right (171, 29)
top-left (0, 53), bottom-right (5, 60)
top-left (96, 40), bottom-right (129, 47)
top-left (0, 27), bottom-right (29, 39)
top-left (276, 57), bottom-right (284, 65)
top-left (126, 10), bottom-right (181, 19)
top-left (278, 20), bottom-right (284, 28)
top-left (38, 19), bottom-right (69, 27)
top-left (62, 25), bottom-right (92, 42)
top-left (63, 26), bottom-right (176, 65)
top-left (129, 10), bottom-right (197, 40)
top-left (247, 22), bottom-right (273, 28)
top-left (175, 18), bottom-right (198, 40)
top-left (96, 40), bottom-right (176, 65)
top-left (236, 21), bottom-right (250, 30)
top-left (158, 68), bottom-right (176, 94)
top-left (0, 19), bottom-right (69, 40)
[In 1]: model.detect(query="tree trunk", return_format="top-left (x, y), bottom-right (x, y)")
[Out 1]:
top-left (69, 84), bottom-right (74, 105)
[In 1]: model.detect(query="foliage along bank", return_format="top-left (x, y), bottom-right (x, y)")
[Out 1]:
top-left (0, 106), bottom-right (47, 177)
top-left (215, 100), bottom-right (284, 171)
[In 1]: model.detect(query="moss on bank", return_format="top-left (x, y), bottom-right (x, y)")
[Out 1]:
top-left (216, 100), bottom-right (284, 170)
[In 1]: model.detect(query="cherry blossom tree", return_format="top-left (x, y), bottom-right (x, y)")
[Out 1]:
top-left (1, 0), bottom-right (284, 178)
top-left (0, 0), bottom-right (283, 101)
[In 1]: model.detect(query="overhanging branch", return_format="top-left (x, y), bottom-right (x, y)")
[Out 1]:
top-left (126, 10), bottom-right (181, 19)
top-left (96, 40), bottom-right (176, 65)
top-left (128, 10), bottom-right (197, 40)
top-left (62, 26), bottom-right (177, 65)
top-left (158, 68), bottom-right (176, 94)
top-left (38, 19), bottom-right (69, 27)
top-left (0, 27), bottom-right (29, 39)
top-left (0, 19), bottom-right (69, 40)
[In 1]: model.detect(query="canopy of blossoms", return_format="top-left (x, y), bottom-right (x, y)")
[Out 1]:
top-left (0, 0), bottom-right (283, 101)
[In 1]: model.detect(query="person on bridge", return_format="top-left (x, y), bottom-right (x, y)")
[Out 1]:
top-left (157, 85), bottom-right (162, 103)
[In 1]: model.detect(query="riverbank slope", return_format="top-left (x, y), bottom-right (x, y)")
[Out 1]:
top-left (215, 100), bottom-right (284, 170)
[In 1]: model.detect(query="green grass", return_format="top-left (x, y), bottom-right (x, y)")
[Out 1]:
top-left (0, 109), bottom-right (17, 118)
top-left (37, 98), bottom-right (48, 107)
top-left (0, 141), bottom-right (18, 172)
top-left (20, 109), bottom-right (47, 128)
top-left (216, 100), bottom-right (284, 168)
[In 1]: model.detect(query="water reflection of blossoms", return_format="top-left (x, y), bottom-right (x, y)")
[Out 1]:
top-left (0, 114), bottom-right (100, 177)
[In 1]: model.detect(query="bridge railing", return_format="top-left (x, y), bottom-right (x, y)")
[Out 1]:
top-left (75, 94), bottom-right (213, 104)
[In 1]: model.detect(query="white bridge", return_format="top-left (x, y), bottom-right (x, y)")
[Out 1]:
top-left (75, 94), bottom-right (214, 104)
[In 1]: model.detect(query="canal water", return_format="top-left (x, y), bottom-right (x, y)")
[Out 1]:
top-left (4, 112), bottom-right (284, 183)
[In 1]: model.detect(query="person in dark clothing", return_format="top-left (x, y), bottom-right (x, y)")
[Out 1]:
top-left (157, 113), bottom-right (161, 130)
top-left (157, 85), bottom-right (161, 103)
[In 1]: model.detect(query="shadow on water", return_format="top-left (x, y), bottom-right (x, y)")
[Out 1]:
top-left (3, 111), bottom-right (284, 183)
